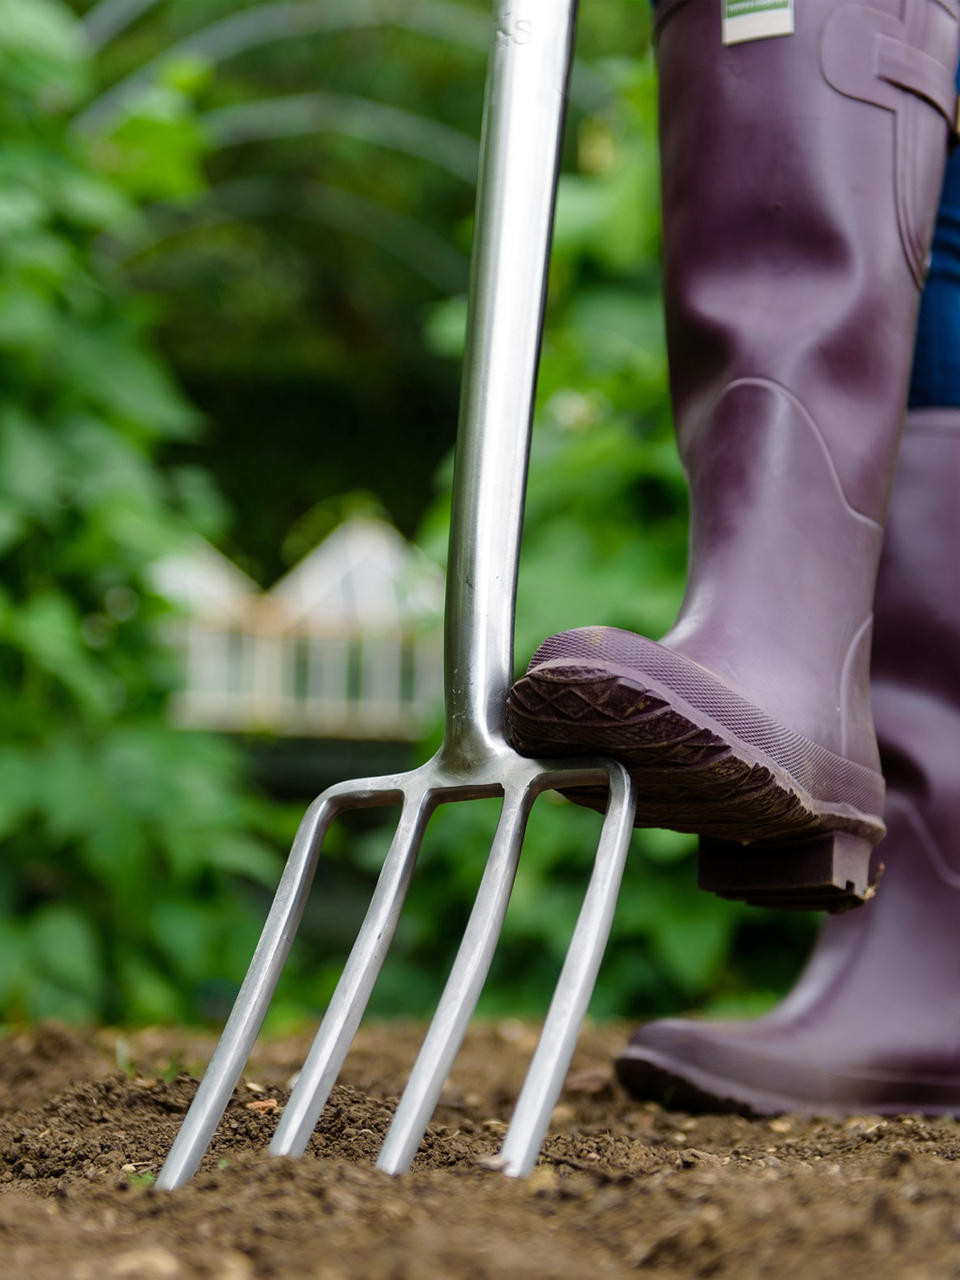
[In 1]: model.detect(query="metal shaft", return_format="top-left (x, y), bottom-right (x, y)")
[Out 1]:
top-left (441, 0), bottom-right (578, 766)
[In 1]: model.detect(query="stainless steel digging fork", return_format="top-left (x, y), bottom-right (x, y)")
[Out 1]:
top-left (157, 0), bottom-right (636, 1191)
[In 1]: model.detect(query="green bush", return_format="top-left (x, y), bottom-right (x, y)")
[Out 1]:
top-left (0, 0), bottom-right (282, 1022)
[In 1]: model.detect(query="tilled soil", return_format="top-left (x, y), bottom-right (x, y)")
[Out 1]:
top-left (2, 1022), bottom-right (960, 1279)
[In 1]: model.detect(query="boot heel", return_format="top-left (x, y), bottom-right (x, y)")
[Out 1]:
top-left (698, 831), bottom-right (878, 913)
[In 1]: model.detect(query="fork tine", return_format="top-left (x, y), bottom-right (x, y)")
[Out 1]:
top-left (375, 781), bottom-right (535, 1175)
top-left (156, 791), bottom-right (340, 1191)
top-left (270, 789), bottom-right (433, 1158)
top-left (497, 761), bottom-right (635, 1178)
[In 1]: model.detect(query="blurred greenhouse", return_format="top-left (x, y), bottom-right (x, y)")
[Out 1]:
top-left (152, 518), bottom-right (443, 739)
top-left (0, 0), bottom-right (819, 1027)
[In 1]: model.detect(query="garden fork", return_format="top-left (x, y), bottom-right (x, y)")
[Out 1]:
top-left (157, 0), bottom-right (636, 1190)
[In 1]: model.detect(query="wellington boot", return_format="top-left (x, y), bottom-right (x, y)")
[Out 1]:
top-left (615, 411), bottom-right (960, 1116)
top-left (507, 0), bottom-right (959, 909)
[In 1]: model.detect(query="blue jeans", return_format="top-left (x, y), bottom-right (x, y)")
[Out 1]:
top-left (910, 131), bottom-right (960, 407)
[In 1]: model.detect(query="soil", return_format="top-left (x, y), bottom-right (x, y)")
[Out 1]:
top-left (2, 1021), bottom-right (960, 1279)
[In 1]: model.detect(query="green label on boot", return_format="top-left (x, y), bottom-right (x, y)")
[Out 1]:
top-left (722, 0), bottom-right (794, 44)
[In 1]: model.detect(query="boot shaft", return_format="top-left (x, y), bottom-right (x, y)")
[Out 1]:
top-left (653, 0), bottom-right (958, 759)
top-left (873, 409), bottom-right (960, 698)
top-left (872, 409), bottom-right (960, 820)
top-left (656, 0), bottom-right (959, 521)
top-left (506, 0), bottom-right (959, 887)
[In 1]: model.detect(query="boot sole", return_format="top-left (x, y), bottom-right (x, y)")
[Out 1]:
top-left (506, 650), bottom-right (884, 911)
top-left (615, 1044), bottom-right (960, 1119)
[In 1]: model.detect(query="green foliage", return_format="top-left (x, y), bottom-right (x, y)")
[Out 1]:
top-left (90, 56), bottom-right (212, 203)
top-left (0, 0), bottom-right (90, 108)
top-left (0, 0), bottom-right (281, 1023)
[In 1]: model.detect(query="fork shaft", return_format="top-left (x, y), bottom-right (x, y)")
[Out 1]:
top-left (442, 0), bottom-right (578, 766)
top-left (376, 783), bottom-right (535, 1174)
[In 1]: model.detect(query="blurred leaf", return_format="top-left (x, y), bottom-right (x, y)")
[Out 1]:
top-left (29, 903), bottom-right (102, 998)
top-left (6, 593), bottom-right (116, 714)
top-left (649, 892), bottom-right (742, 996)
top-left (0, 917), bottom-right (27, 1008)
top-left (642, 827), bottom-right (695, 865)
top-left (204, 836), bottom-right (279, 888)
top-left (0, 747), bottom-right (36, 840)
top-left (423, 294), bottom-right (468, 358)
top-left (0, 407), bottom-right (63, 520)
top-left (0, 506), bottom-right (28, 556)
top-left (0, 0), bottom-right (89, 109)
top-left (116, 954), bottom-right (185, 1024)
top-left (0, 189), bottom-right (46, 235)
top-left (61, 327), bottom-right (199, 440)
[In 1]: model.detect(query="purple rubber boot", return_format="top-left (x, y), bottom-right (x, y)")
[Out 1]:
top-left (507, 0), bottom-right (959, 909)
top-left (615, 410), bottom-right (960, 1116)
